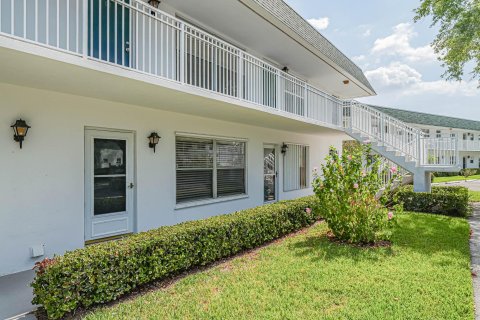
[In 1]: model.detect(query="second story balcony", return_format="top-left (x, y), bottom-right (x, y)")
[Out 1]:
top-left (458, 140), bottom-right (480, 152)
top-left (0, 0), bottom-right (359, 131)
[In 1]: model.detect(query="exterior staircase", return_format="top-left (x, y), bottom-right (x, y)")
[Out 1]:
top-left (343, 101), bottom-right (461, 192)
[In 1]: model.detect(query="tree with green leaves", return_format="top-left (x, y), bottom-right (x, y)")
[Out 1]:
top-left (415, 0), bottom-right (480, 82)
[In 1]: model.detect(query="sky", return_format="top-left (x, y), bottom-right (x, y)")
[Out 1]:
top-left (285, 0), bottom-right (480, 121)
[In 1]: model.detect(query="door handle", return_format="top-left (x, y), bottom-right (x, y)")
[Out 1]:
top-left (128, 182), bottom-right (135, 189)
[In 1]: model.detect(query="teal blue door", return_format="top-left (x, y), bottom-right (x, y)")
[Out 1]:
top-left (89, 0), bottom-right (130, 67)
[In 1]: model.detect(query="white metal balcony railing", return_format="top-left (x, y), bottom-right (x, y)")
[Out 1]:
top-left (0, 0), bottom-right (343, 126)
top-left (0, 0), bottom-right (459, 169)
top-left (459, 140), bottom-right (480, 151)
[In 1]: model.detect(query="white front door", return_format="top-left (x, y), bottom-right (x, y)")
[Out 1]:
top-left (85, 129), bottom-right (135, 241)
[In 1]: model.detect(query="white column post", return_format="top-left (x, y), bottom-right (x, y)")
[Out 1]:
top-left (237, 51), bottom-right (243, 99)
top-left (82, 0), bottom-right (88, 58)
top-left (179, 22), bottom-right (185, 84)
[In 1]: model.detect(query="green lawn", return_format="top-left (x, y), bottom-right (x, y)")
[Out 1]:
top-left (433, 174), bottom-right (480, 183)
top-left (469, 190), bottom-right (480, 202)
top-left (85, 213), bottom-right (473, 320)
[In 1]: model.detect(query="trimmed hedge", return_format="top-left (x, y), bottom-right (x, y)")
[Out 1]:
top-left (394, 186), bottom-right (470, 217)
top-left (32, 196), bottom-right (320, 319)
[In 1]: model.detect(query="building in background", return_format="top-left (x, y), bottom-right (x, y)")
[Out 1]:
top-left (372, 105), bottom-right (480, 170)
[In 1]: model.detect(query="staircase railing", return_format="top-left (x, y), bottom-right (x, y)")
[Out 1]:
top-left (344, 101), bottom-right (459, 168)
top-left (419, 137), bottom-right (458, 167)
top-left (343, 101), bottom-right (423, 162)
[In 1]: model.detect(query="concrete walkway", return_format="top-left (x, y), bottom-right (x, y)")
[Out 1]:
top-left (470, 203), bottom-right (480, 320)
top-left (434, 179), bottom-right (480, 191)
top-left (0, 270), bottom-right (37, 319)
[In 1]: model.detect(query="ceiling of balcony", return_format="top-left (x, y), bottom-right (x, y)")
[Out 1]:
top-left (159, 0), bottom-right (374, 99)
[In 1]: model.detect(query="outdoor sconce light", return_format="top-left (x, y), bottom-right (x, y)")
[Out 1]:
top-left (11, 119), bottom-right (31, 149)
top-left (148, 0), bottom-right (160, 8)
top-left (148, 132), bottom-right (161, 153)
top-left (281, 143), bottom-right (288, 154)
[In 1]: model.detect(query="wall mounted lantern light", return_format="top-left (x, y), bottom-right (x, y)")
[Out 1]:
top-left (148, 0), bottom-right (161, 8)
top-left (281, 143), bottom-right (288, 154)
top-left (148, 132), bottom-right (161, 153)
top-left (11, 119), bottom-right (30, 149)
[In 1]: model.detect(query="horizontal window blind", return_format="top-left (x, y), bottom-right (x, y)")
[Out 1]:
top-left (283, 144), bottom-right (309, 191)
top-left (176, 137), bottom-right (214, 203)
top-left (217, 141), bottom-right (246, 197)
top-left (176, 136), bottom-right (246, 204)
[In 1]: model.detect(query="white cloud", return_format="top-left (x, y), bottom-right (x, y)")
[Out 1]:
top-left (365, 62), bottom-right (479, 96)
top-left (371, 23), bottom-right (436, 63)
top-left (358, 24), bottom-right (373, 38)
top-left (410, 80), bottom-right (478, 97)
top-left (366, 62), bottom-right (421, 87)
top-left (307, 17), bottom-right (329, 31)
top-left (353, 55), bottom-right (366, 62)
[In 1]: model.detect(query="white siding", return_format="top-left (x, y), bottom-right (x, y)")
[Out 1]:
top-left (0, 82), bottom-right (344, 275)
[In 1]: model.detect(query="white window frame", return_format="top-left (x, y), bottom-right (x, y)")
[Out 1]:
top-left (283, 143), bottom-right (310, 192)
top-left (175, 132), bottom-right (248, 209)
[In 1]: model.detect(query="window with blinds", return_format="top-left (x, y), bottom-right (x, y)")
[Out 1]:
top-left (283, 144), bottom-right (309, 191)
top-left (176, 135), bottom-right (246, 204)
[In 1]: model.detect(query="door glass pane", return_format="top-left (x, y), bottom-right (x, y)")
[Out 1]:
top-left (94, 139), bottom-right (126, 175)
top-left (264, 148), bottom-right (275, 175)
top-left (264, 148), bottom-right (276, 202)
top-left (94, 176), bottom-right (126, 215)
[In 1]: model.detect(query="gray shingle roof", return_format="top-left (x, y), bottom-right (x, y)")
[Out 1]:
top-left (370, 105), bottom-right (480, 131)
top-left (251, 0), bottom-right (375, 94)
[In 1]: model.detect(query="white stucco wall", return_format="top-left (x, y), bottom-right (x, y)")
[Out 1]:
top-left (0, 83), bottom-right (345, 275)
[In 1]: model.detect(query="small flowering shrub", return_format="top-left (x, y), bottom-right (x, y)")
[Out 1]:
top-left (312, 144), bottom-right (401, 244)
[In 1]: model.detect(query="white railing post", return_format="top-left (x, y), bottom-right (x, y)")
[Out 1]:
top-left (179, 22), bottom-right (185, 84)
top-left (304, 83), bottom-right (308, 118)
top-left (418, 136), bottom-right (423, 166)
top-left (237, 51), bottom-right (243, 99)
top-left (380, 114), bottom-right (385, 145)
top-left (276, 70), bottom-right (281, 110)
top-left (82, 0), bottom-right (88, 58)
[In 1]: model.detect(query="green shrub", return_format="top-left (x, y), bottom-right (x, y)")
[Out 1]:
top-left (462, 168), bottom-right (478, 180)
top-left (312, 144), bottom-right (400, 244)
top-left (433, 171), bottom-right (462, 177)
top-left (394, 186), bottom-right (471, 217)
top-left (32, 196), bottom-right (320, 319)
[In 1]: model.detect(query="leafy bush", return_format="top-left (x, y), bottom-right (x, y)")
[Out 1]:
top-left (312, 144), bottom-right (400, 244)
top-left (394, 185), bottom-right (471, 217)
top-left (32, 196), bottom-right (319, 319)
top-left (433, 171), bottom-right (462, 177)
top-left (462, 168), bottom-right (478, 180)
